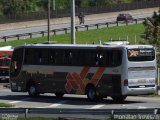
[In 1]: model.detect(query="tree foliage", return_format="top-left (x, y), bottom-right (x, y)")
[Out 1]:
top-left (1, 0), bottom-right (41, 14)
top-left (143, 8), bottom-right (160, 46)
top-left (143, 8), bottom-right (160, 67)
top-left (0, 0), bottom-right (145, 15)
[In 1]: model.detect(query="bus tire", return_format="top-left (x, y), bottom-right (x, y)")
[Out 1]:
top-left (55, 93), bottom-right (64, 98)
top-left (86, 86), bottom-right (97, 101)
top-left (111, 95), bottom-right (127, 103)
top-left (28, 83), bottom-right (39, 97)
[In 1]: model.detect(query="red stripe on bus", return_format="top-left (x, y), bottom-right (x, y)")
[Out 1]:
top-left (72, 72), bottom-right (85, 92)
top-left (65, 73), bottom-right (77, 93)
top-left (65, 81), bottom-right (72, 93)
top-left (65, 66), bottom-right (90, 93)
top-left (91, 67), bottom-right (105, 86)
top-left (80, 66), bottom-right (90, 79)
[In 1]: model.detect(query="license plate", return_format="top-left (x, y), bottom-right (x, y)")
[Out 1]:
top-left (138, 79), bottom-right (146, 83)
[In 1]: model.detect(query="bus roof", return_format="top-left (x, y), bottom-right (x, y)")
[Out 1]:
top-left (14, 44), bottom-right (154, 50)
top-left (103, 41), bottom-right (129, 45)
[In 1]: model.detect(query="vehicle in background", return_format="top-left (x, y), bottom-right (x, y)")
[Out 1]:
top-left (10, 44), bottom-right (156, 102)
top-left (0, 46), bottom-right (13, 81)
top-left (117, 13), bottom-right (133, 22)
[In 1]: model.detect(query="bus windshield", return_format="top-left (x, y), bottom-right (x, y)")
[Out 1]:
top-left (127, 48), bottom-right (155, 61)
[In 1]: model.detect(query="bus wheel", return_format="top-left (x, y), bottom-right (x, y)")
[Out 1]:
top-left (87, 86), bottom-right (97, 101)
top-left (111, 95), bottom-right (127, 103)
top-left (28, 84), bottom-right (39, 97)
top-left (55, 93), bottom-right (64, 98)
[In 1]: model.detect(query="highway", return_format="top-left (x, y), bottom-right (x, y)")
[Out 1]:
top-left (0, 87), bottom-right (160, 109)
top-left (0, 7), bottom-right (159, 41)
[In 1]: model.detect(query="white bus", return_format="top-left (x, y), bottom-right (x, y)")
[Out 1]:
top-left (9, 44), bottom-right (157, 102)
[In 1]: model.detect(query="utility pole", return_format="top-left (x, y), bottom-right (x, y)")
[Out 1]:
top-left (71, 0), bottom-right (76, 44)
top-left (53, 0), bottom-right (56, 11)
top-left (48, 0), bottom-right (51, 42)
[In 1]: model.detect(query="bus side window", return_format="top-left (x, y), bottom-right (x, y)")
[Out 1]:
top-left (56, 50), bottom-right (63, 65)
top-left (24, 49), bottom-right (34, 65)
top-left (24, 49), bottom-right (29, 64)
top-left (64, 50), bottom-right (73, 65)
top-left (76, 50), bottom-right (84, 66)
top-left (49, 49), bottom-right (56, 65)
top-left (41, 49), bottom-right (49, 65)
top-left (95, 52), bottom-right (104, 66)
top-left (83, 50), bottom-right (93, 66)
top-left (111, 50), bottom-right (122, 67)
top-left (68, 51), bottom-right (73, 65)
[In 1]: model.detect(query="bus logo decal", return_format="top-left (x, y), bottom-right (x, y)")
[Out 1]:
top-left (129, 50), bottom-right (139, 57)
top-left (65, 67), bottom-right (90, 94)
top-left (65, 67), bottom-right (105, 94)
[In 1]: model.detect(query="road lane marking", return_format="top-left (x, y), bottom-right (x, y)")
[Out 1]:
top-left (9, 98), bottom-right (31, 104)
top-left (138, 106), bottom-right (147, 109)
top-left (90, 105), bottom-right (104, 109)
top-left (47, 100), bottom-right (67, 108)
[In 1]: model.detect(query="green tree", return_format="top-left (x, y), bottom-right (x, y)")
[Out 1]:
top-left (1, 0), bottom-right (42, 14)
top-left (55, 0), bottom-right (70, 10)
top-left (3, 0), bottom-right (25, 14)
top-left (143, 8), bottom-right (160, 67)
top-left (24, 0), bottom-right (40, 12)
top-left (0, 1), bottom-right (3, 15)
top-left (143, 9), bottom-right (160, 46)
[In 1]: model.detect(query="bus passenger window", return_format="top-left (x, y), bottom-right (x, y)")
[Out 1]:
top-left (63, 50), bottom-right (73, 65)
top-left (111, 50), bottom-right (122, 67)
top-left (95, 52), bottom-right (103, 66)
top-left (68, 51), bottom-right (73, 64)
top-left (49, 50), bottom-right (56, 65)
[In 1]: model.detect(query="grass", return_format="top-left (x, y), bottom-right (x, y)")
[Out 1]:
top-left (0, 103), bottom-right (14, 107)
top-left (0, 24), bottom-right (146, 47)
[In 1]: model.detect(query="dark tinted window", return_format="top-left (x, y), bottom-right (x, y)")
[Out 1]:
top-left (24, 47), bottom-right (122, 67)
top-left (128, 48), bottom-right (155, 61)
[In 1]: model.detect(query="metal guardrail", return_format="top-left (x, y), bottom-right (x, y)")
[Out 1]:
top-left (0, 108), bottom-right (160, 119)
top-left (0, 17), bottom-right (146, 42)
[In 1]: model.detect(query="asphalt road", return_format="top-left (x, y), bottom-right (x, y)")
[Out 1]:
top-left (0, 13), bottom-right (152, 37)
top-left (0, 7), bottom-right (159, 41)
top-left (0, 87), bottom-right (160, 109)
